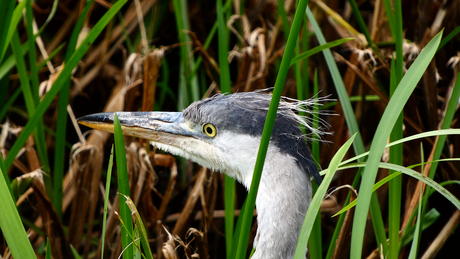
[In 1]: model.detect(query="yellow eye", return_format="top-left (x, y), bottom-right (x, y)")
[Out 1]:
top-left (202, 123), bottom-right (217, 137)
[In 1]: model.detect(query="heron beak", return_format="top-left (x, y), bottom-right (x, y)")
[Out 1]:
top-left (77, 112), bottom-right (197, 145)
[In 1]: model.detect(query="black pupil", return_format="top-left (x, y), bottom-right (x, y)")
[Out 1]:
top-left (206, 126), bottom-right (213, 134)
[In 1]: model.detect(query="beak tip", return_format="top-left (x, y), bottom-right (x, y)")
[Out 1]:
top-left (76, 113), bottom-right (115, 128)
top-left (76, 117), bottom-right (91, 128)
top-left (79, 113), bottom-right (113, 121)
top-left (76, 116), bottom-right (86, 126)
top-left (76, 115), bottom-right (92, 125)
top-left (76, 113), bottom-right (118, 133)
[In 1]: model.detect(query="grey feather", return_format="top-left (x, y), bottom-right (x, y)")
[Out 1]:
top-left (183, 92), bottom-right (322, 185)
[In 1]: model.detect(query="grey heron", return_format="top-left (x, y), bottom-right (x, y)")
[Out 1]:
top-left (78, 92), bottom-right (323, 259)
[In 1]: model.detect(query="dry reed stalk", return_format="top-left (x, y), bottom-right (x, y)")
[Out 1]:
top-left (172, 167), bottom-right (209, 237)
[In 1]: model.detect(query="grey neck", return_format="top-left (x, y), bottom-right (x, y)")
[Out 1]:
top-left (245, 153), bottom-right (312, 259)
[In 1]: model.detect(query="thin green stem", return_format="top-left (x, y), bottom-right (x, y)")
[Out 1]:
top-left (388, 0), bottom-right (404, 256)
top-left (235, 0), bottom-right (310, 258)
top-left (388, 58), bottom-right (402, 259)
top-left (114, 114), bottom-right (134, 259)
top-left (309, 70), bottom-right (322, 259)
top-left (217, 0), bottom-right (235, 257)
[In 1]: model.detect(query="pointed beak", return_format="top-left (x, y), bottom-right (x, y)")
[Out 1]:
top-left (77, 112), bottom-right (198, 144)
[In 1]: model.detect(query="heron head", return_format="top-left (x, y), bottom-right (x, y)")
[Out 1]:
top-left (77, 92), bottom-right (322, 186)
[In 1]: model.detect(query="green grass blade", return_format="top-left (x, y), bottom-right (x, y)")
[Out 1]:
top-left (308, 70), bottom-right (322, 259)
top-left (401, 182), bottom-right (458, 246)
top-left (369, 189), bottom-right (387, 255)
top-left (438, 25), bottom-right (460, 51)
top-left (224, 176), bottom-right (235, 258)
top-left (1, 0), bottom-right (56, 80)
top-left (320, 95), bottom-right (381, 109)
top-left (4, 0), bottom-right (128, 170)
top-left (37, 43), bottom-right (65, 71)
top-left (10, 30), bottom-right (34, 141)
top-left (101, 145), bottom-right (115, 259)
top-left (412, 52), bottom-right (460, 257)
top-left (217, 0), bottom-right (231, 94)
top-left (190, 0), bottom-right (232, 80)
top-left (312, 70), bottom-right (320, 165)
top-left (387, 0), bottom-right (403, 84)
top-left (382, 0), bottom-right (395, 37)
top-left (393, 0), bottom-right (404, 90)
top-left (2, 0), bottom-right (26, 66)
top-left (0, 82), bottom-right (21, 122)
top-left (341, 129), bottom-right (460, 165)
top-left (333, 160), bottom-right (460, 215)
top-left (0, 41), bottom-right (28, 81)
top-left (326, 128), bottom-right (460, 259)
top-left (301, 16), bottom-right (311, 96)
top-left (400, 181), bottom-right (458, 247)
top-left (122, 194), bottom-right (153, 259)
top-left (325, 171), bottom-right (361, 259)
top-left (235, 1), bottom-right (310, 258)
top-left (33, 0), bottom-right (58, 37)
top-left (333, 170), bottom-right (402, 217)
top-left (349, 29), bottom-right (442, 258)
top-left (379, 12), bottom-right (406, 240)
top-left (305, 7), bottom-right (366, 161)
top-left (293, 28), bottom-right (305, 128)
top-left (53, 0), bottom-right (95, 219)
top-left (229, 197), bottom-right (247, 259)
top-left (113, 113), bottom-right (134, 259)
top-left (52, 77), bottom-right (69, 218)
top-left (334, 162), bottom-right (460, 216)
top-left (173, 0), bottom-right (199, 109)
top-left (216, 1), bottom-right (235, 256)
top-left (0, 156), bottom-right (37, 258)
top-left (307, 6), bottom-right (388, 255)
top-left (294, 133), bottom-right (357, 259)
top-left (388, 56), bottom-right (403, 258)
top-left (115, 214), bottom-right (143, 257)
top-left (8, 1), bottom-right (26, 31)
top-left (25, 0), bottom-right (39, 99)
top-left (23, 0), bottom-right (52, 202)
top-left (290, 38), bottom-right (353, 66)
top-left (70, 245), bottom-right (83, 259)
top-left (45, 238), bottom-right (51, 259)
top-left (346, 0), bottom-right (372, 47)
top-left (0, 0), bottom-right (16, 62)
top-left (427, 67), bottom-right (460, 181)
top-left (277, 0), bottom-right (290, 37)
top-left (401, 208), bottom-right (440, 247)
top-left (408, 144), bottom-right (424, 259)
top-left (11, 30), bottom-right (52, 195)
top-left (301, 15), bottom-right (313, 93)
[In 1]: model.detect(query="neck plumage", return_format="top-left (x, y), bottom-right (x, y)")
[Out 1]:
top-left (241, 152), bottom-right (312, 259)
